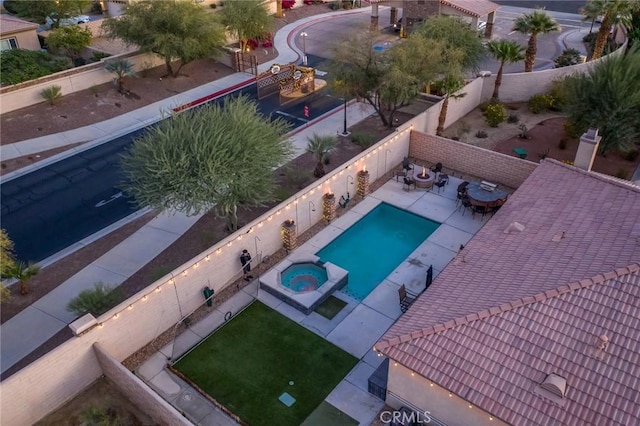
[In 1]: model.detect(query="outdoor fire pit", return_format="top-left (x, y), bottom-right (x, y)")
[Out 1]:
top-left (413, 166), bottom-right (434, 189)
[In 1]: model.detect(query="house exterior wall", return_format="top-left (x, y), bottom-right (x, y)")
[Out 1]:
top-left (93, 343), bottom-right (190, 426)
top-left (0, 120), bottom-right (413, 425)
top-left (409, 131), bottom-right (538, 188)
top-left (2, 29), bottom-right (40, 51)
top-left (387, 363), bottom-right (508, 426)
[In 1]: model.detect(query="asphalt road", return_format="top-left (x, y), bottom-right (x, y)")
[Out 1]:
top-left (0, 55), bottom-right (341, 263)
top-left (494, 1), bottom-right (586, 14)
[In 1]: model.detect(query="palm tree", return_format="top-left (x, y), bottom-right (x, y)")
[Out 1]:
top-left (306, 133), bottom-right (337, 177)
top-left (487, 39), bottom-right (526, 100)
top-left (512, 10), bottom-right (560, 72)
top-left (585, 0), bottom-right (639, 60)
top-left (6, 261), bottom-right (40, 295)
top-left (105, 59), bottom-right (135, 93)
top-left (434, 75), bottom-right (466, 136)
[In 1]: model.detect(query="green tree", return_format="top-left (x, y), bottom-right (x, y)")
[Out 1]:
top-left (306, 133), bottom-right (337, 177)
top-left (583, 0), bottom-right (639, 60)
top-left (46, 25), bottom-right (92, 59)
top-left (105, 58), bottom-right (135, 92)
top-left (330, 27), bottom-right (449, 127)
top-left (101, 0), bottom-right (226, 78)
top-left (1, 230), bottom-right (17, 303)
top-left (487, 39), bottom-right (525, 100)
top-left (433, 75), bottom-right (466, 136)
top-left (4, 0), bottom-right (89, 25)
top-left (219, 0), bottom-right (273, 52)
top-left (563, 45), bottom-right (640, 155)
top-left (414, 16), bottom-right (486, 73)
top-left (5, 261), bottom-right (40, 295)
top-left (512, 10), bottom-right (560, 72)
top-left (120, 96), bottom-right (293, 231)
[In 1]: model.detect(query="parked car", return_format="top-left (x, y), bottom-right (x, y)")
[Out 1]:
top-left (477, 20), bottom-right (487, 31)
top-left (393, 17), bottom-right (424, 32)
top-left (45, 14), bottom-right (91, 28)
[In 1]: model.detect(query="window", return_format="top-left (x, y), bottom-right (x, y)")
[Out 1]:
top-left (0, 37), bottom-right (18, 52)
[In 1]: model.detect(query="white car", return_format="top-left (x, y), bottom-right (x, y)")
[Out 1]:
top-left (46, 15), bottom-right (91, 28)
top-left (477, 20), bottom-right (487, 31)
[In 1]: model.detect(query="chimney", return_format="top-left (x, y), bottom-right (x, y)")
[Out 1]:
top-left (574, 128), bottom-right (601, 171)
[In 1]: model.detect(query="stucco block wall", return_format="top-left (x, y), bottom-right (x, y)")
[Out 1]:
top-left (409, 131), bottom-right (538, 188)
top-left (0, 124), bottom-right (413, 425)
top-left (94, 343), bottom-right (190, 426)
top-left (387, 363), bottom-right (507, 426)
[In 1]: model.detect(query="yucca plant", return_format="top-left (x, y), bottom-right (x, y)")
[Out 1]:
top-left (105, 59), bottom-right (135, 92)
top-left (41, 85), bottom-right (62, 105)
top-left (67, 282), bottom-right (123, 317)
top-left (306, 133), bottom-right (337, 177)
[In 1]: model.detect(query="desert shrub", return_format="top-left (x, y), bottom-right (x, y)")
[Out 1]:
top-left (351, 132), bottom-right (376, 148)
top-left (554, 48), bottom-right (583, 68)
top-left (0, 49), bottom-right (72, 85)
top-left (538, 148), bottom-right (550, 160)
top-left (79, 405), bottom-right (123, 426)
top-left (328, 1), bottom-right (341, 10)
top-left (507, 113), bottom-right (520, 124)
top-left (623, 149), bottom-right (639, 162)
top-left (283, 165), bottom-right (312, 189)
top-left (210, 3), bottom-right (217, 8)
top-left (484, 103), bottom-right (507, 127)
top-left (475, 130), bottom-right (488, 138)
top-left (564, 120), bottom-right (584, 139)
top-left (66, 282), bottom-right (123, 317)
top-left (528, 94), bottom-right (555, 114)
top-left (548, 79), bottom-right (569, 111)
top-left (0, 285), bottom-right (10, 304)
top-left (41, 85), bottom-right (62, 105)
top-left (478, 98), bottom-right (499, 112)
top-left (615, 167), bottom-right (629, 179)
top-left (91, 51), bottom-right (111, 62)
top-left (73, 57), bottom-right (87, 67)
top-left (558, 138), bottom-right (568, 150)
top-left (341, 0), bottom-right (353, 9)
top-left (459, 120), bottom-right (471, 134)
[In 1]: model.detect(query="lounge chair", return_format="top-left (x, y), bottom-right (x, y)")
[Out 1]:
top-left (399, 284), bottom-right (418, 313)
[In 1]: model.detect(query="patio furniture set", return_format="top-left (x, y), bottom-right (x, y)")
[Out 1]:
top-left (456, 180), bottom-right (509, 219)
top-left (398, 159), bottom-right (449, 192)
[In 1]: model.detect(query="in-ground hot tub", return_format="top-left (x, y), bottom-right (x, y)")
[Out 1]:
top-left (260, 254), bottom-right (348, 315)
top-left (281, 262), bottom-right (328, 292)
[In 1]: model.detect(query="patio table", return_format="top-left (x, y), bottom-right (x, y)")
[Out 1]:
top-left (466, 182), bottom-right (509, 206)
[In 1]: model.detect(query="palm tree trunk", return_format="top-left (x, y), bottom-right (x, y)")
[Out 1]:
top-left (19, 280), bottom-right (29, 295)
top-left (492, 63), bottom-right (505, 100)
top-left (314, 162), bottom-right (325, 178)
top-left (276, 0), bottom-right (283, 18)
top-left (436, 97), bottom-right (450, 136)
top-left (524, 35), bottom-right (537, 72)
top-left (591, 23), bottom-right (611, 60)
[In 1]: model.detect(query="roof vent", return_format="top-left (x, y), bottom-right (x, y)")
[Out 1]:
top-left (503, 222), bottom-right (525, 234)
top-left (540, 373), bottom-right (567, 398)
top-left (551, 231), bottom-right (566, 242)
top-left (596, 334), bottom-right (609, 350)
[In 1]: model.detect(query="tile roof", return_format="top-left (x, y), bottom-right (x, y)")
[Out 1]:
top-left (377, 160), bottom-right (640, 424)
top-left (377, 265), bottom-right (640, 425)
top-left (441, 0), bottom-right (500, 17)
top-left (0, 15), bottom-right (38, 35)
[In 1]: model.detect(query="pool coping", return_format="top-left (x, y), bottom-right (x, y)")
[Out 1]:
top-left (259, 254), bottom-right (349, 315)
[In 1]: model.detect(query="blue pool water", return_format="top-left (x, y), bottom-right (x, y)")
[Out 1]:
top-left (281, 263), bottom-right (328, 292)
top-left (316, 203), bottom-right (439, 301)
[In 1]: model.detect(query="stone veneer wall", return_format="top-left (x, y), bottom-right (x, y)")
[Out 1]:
top-left (409, 131), bottom-right (538, 188)
top-left (93, 343), bottom-right (190, 426)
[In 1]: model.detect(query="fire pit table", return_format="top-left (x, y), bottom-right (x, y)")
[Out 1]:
top-left (413, 166), bottom-right (435, 189)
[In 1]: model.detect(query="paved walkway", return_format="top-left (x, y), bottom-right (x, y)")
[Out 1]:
top-left (0, 8), bottom-right (378, 376)
top-left (137, 173), bottom-right (489, 425)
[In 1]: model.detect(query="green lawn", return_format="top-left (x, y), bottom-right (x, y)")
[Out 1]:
top-left (173, 302), bottom-right (358, 426)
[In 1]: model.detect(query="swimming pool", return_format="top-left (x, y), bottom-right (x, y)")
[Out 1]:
top-left (316, 203), bottom-right (439, 301)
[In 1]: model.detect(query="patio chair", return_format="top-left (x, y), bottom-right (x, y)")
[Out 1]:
top-left (399, 284), bottom-right (418, 313)
top-left (403, 177), bottom-right (416, 191)
top-left (438, 173), bottom-right (449, 185)
top-left (457, 197), bottom-right (472, 215)
top-left (472, 205), bottom-right (489, 220)
top-left (402, 157), bottom-right (413, 172)
top-left (433, 179), bottom-right (446, 193)
top-left (430, 162), bottom-right (443, 177)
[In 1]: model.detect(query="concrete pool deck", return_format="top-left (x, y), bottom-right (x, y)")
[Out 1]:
top-left (136, 172), bottom-right (492, 425)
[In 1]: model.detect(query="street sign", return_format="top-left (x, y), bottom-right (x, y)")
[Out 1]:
top-left (304, 105), bottom-right (309, 118)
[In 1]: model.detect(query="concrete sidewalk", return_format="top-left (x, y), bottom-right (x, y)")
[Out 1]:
top-left (0, 8), bottom-right (378, 376)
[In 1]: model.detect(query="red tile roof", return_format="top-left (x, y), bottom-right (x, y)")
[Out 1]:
top-left (378, 265), bottom-right (640, 425)
top-left (377, 160), bottom-right (640, 424)
top-left (0, 15), bottom-right (38, 35)
top-left (441, 0), bottom-right (499, 17)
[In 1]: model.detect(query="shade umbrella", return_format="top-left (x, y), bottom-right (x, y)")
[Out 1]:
top-left (425, 265), bottom-right (433, 290)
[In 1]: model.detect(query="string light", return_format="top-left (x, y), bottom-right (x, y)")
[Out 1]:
top-left (142, 295), bottom-right (148, 301)
top-left (216, 248), bottom-right (222, 254)
top-left (127, 304), bottom-right (134, 310)
top-left (205, 255), bottom-right (210, 261)
top-left (113, 313), bottom-right (120, 319)
top-left (155, 286), bottom-right (162, 293)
